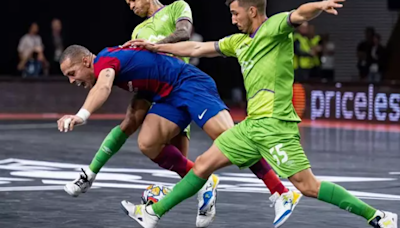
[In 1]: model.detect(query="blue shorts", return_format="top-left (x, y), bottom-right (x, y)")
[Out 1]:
top-left (148, 66), bottom-right (228, 130)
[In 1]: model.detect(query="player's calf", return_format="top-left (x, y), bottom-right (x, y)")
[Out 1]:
top-left (120, 116), bottom-right (140, 136)
top-left (290, 168), bottom-right (397, 227)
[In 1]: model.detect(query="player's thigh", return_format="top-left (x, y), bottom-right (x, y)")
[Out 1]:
top-left (214, 119), bottom-right (262, 170)
top-left (203, 110), bottom-right (234, 140)
top-left (254, 118), bottom-right (311, 179)
top-left (193, 144), bottom-right (232, 179)
top-left (120, 99), bottom-right (151, 136)
top-left (183, 80), bottom-right (233, 140)
top-left (138, 103), bottom-right (191, 158)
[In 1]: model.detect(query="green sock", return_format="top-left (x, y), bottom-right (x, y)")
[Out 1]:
top-left (318, 181), bottom-right (377, 220)
top-left (152, 170), bottom-right (207, 217)
top-left (89, 126), bottom-right (128, 173)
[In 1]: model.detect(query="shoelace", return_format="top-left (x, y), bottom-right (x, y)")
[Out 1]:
top-left (269, 196), bottom-right (278, 208)
top-left (74, 168), bottom-right (89, 188)
top-left (269, 195), bottom-right (292, 208)
top-left (199, 211), bottom-right (207, 216)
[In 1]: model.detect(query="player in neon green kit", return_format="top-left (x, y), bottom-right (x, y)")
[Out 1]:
top-left (121, 0), bottom-right (398, 227)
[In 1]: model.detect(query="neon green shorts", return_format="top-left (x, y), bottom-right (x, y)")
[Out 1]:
top-left (214, 118), bottom-right (310, 178)
top-left (182, 125), bottom-right (190, 140)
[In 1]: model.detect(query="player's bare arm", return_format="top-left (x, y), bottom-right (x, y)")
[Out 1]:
top-left (156, 20), bottom-right (192, 44)
top-left (290, 0), bottom-right (344, 24)
top-left (81, 68), bottom-right (115, 114)
top-left (57, 68), bottom-right (115, 132)
top-left (130, 40), bottom-right (220, 58)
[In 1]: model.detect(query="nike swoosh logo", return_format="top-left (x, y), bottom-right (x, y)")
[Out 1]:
top-left (198, 109), bottom-right (208, 120)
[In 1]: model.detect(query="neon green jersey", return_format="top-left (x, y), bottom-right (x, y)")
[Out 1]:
top-left (132, 0), bottom-right (192, 63)
top-left (216, 12), bottom-right (301, 122)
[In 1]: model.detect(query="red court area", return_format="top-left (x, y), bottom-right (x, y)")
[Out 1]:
top-left (1, 107), bottom-right (400, 133)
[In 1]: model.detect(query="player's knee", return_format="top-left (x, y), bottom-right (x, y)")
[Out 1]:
top-left (289, 170), bottom-right (321, 198)
top-left (292, 177), bottom-right (321, 198)
top-left (193, 155), bottom-right (212, 179)
top-left (138, 137), bottom-right (158, 159)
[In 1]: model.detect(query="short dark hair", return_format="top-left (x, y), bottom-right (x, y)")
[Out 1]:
top-left (59, 45), bottom-right (91, 64)
top-left (225, 0), bottom-right (266, 14)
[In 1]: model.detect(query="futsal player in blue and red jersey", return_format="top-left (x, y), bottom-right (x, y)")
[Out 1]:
top-left (57, 44), bottom-right (301, 227)
top-left (57, 44), bottom-right (228, 225)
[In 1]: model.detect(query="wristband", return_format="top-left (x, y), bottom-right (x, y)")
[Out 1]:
top-left (76, 108), bottom-right (91, 123)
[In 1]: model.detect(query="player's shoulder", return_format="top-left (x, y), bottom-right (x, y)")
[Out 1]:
top-left (221, 33), bottom-right (248, 43)
top-left (97, 47), bottom-right (113, 56)
top-left (265, 12), bottom-right (291, 26)
top-left (96, 46), bottom-right (125, 58)
top-left (168, 0), bottom-right (191, 10)
top-left (166, 0), bottom-right (192, 12)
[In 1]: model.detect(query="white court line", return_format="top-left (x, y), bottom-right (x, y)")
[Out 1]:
top-left (0, 158), bottom-right (15, 164)
top-left (0, 123), bottom-right (56, 130)
top-left (0, 185), bottom-right (64, 192)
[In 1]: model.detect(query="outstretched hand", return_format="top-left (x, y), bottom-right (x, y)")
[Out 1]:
top-left (321, 0), bottom-right (345, 15)
top-left (57, 115), bottom-right (85, 132)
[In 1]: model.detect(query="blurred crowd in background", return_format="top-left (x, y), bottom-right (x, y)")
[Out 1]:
top-left (16, 19), bottom-right (387, 84)
top-left (3, 0), bottom-right (399, 110)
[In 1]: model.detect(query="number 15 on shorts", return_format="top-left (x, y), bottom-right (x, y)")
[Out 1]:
top-left (269, 144), bottom-right (288, 166)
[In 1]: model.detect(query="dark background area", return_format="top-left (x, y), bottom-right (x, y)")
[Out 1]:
top-left (2, 0), bottom-right (251, 98)
top-left (1, 0), bottom-right (400, 99)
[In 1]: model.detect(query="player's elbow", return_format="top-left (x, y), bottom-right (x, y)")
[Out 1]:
top-left (290, 11), bottom-right (307, 24)
top-left (191, 44), bottom-right (207, 58)
top-left (177, 29), bottom-right (191, 42)
top-left (96, 84), bottom-right (112, 95)
top-left (191, 50), bottom-right (203, 58)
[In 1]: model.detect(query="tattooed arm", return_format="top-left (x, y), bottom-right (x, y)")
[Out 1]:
top-left (156, 20), bottom-right (192, 44)
top-left (81, 68), bottom-right (115, 113)
top-left (56, 68), bottom-right (115, 132)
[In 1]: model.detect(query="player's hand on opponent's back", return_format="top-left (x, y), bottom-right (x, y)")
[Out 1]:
top-left (320, 0), bottom-right (345, 15)
top-left (57, 115), bottom-right (84, 132)
top-left (121, 39), bottom-right (158, 52)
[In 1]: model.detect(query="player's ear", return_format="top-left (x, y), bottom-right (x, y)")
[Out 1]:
top-left (248, 6), bottom-right (257, 18)
top-left (82, 56), bottom-right (90, 68)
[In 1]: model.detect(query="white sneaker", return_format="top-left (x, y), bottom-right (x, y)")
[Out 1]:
top-left (121, 200), bottom-right (159, 228)
top-left (196, 174), bottom-right (220, 228)
top-left (269, 191), bottom-right (302, 228)
top-left (64, 168), bottom-right (96, 197)
top-left (369, 210), bottom-right (398, 228)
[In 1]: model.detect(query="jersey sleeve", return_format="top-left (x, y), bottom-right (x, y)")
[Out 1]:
top-left (268, 11), bottom-right (298, 36)
top-left (170, 0), bottom-right (193, 24)
top-left (216, 34), bottom-right (245, 58)
top-left (93, 56), bottom-right (121, 78)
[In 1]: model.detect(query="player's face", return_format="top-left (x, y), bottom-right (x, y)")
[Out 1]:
top-left (229, 1), bottom-right (252, 34)
top-left (61, 58), bottom-right (95, 89)
top-left (128, 0), bottom-right (150, 18)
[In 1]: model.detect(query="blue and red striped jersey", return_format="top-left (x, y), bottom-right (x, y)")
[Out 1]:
top-left (93, 46), bottom-right (187, 101)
